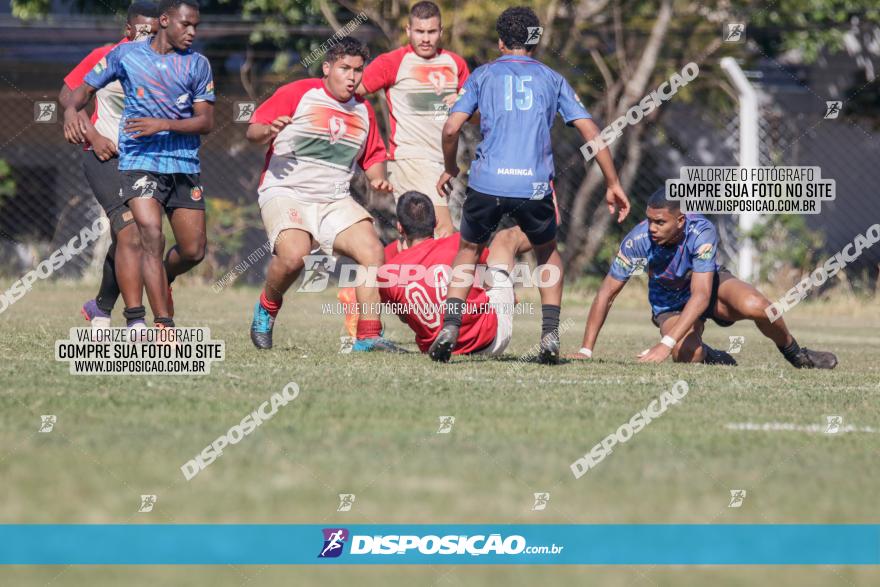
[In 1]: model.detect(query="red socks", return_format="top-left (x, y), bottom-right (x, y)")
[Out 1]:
top-left (260, 290), bottom-right (282, 317)
top-left (356, 319), bottom-right (382, 340)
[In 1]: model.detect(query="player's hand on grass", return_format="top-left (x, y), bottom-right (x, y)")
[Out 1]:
top-left (91, 135), bottom-right (118, 161)
top-left (125, 117), bottom-right (170, 138)
top-left (437, 168), bottom-right (459, 198)
top-left (370, 177), bottom-right (394, 192)
top-left (637, 342), bottom-right (672, 363)
top-left (606, 182), bottom-right (631, 223)
top-left (63, 108), bottom-right (87, 144)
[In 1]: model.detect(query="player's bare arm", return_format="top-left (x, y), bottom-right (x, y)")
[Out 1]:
top-left (60, 84), bottom-right (117, 160)
top-left (572, 118), bottom-right (631, 223)
top-left (437, 110), bottom-right (469, 197)
top-left (638, 271), bottom-right (712, 364)
top-left (125, 100), bottom-right (214, 138)
top-left (569, 274), bottom-right (627, 360)
top-left (62, 84), bottom-right (98, 144)
top-left (246, 115), bottom-right (292, 145)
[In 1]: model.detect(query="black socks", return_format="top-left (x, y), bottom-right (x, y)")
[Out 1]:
top-left (443, 297), bottom-right (466, 328)
top-left (778, 338), bottom-right (801, 363)
top-left (123, 305), bottom-right (146, 325)
top-left (541, 304), bottom-right (561, 338)
top-left (154, 316), bottom-right (175, 328)
top-left (96, 243), bottom-right (119, 315)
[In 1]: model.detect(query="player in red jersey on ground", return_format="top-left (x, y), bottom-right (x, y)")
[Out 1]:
top-left (379, 191), bottom-right (530, 356)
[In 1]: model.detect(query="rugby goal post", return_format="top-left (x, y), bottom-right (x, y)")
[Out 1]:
top-left (720, 56), bottom-right (759, 282)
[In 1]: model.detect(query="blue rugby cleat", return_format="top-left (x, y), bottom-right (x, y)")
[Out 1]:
top-left (250, 301), bottom-right (276, 350)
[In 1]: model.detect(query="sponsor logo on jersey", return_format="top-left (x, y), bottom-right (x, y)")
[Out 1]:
top-left (176, 93), bottom-right (190, 107)
top-left (93, 57), bottom-right (107, 75)
top-left (206, 81), bottom-right (214, 94)
top-left (496, 168), bottom-right (534, 176)
top-left (136, 87), bottom-right (145, 98)
top-left (696, 243), bottom-right (713, 260)
top-left (613, 251), bottom-right (632, 272)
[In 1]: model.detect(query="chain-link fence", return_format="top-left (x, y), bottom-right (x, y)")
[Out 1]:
top-left (1, 17), bottom-right (878, 293)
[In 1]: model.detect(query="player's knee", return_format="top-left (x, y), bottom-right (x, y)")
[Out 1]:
top-left (492, 228), bottom-right (518, 249)
top-left (177, 240), bottom-right (206, 265)
top-left (117, 225), bottom-right (141, 251)
top-left (137, 224), bottom-right (164, 254)
top-left (742, 293), bottom-right (771, 320)
top-left (359, 239), bottom-right (385, 267)
top-left (275, 252), bottom-right (304, 276)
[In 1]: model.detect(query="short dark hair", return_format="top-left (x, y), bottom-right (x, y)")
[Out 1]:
top-left (128, 1), bottom-right (159, 21)
top-left (396, 191), bottom-right (436, 239)
top-left (496, 6), bottom-right (540, 50)
top-left (324, 36), bottom-right (369, 66)
top-left (158, 0), bottom-right (199, 15)
top-left (410, 1), bottom-right (441, 21)
top-left (647, 187), bottom-right (680, 213)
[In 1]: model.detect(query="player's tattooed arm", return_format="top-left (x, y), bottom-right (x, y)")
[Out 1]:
top-left (126, 101), bottom-right (214, 138)
top-left (62, 84), bottom-right (97, 145)
top-left (571, 118), bottom-right (631, 223)
top-left (246, 116), bottom-right (292, 145)
top-left (437, 111), bottom-right (470, 197)
top-left (638, 272), bottom-right (712, 364)
top-left (569, 275), bottom-right (627, 359)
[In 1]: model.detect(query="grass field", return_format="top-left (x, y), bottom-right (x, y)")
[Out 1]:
top-left (1, 281), bottom-right (879, 586)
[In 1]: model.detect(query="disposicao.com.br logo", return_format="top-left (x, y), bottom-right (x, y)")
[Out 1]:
top-left (317, 528), bottom-right (564, 558)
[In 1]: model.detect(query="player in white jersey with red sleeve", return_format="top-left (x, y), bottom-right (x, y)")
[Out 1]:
top-left (358, 0), bottom-right (469, 238)
top-left (247, 37), bottom-right (402, 353)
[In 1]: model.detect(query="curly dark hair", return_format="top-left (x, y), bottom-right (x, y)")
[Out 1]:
top-left (496, 6), bottom-right (541, 50)
top-left (324, 36), bottom-right (370, 65)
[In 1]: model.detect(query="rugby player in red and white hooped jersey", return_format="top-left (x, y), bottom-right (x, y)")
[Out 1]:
top-left (59, 1), bottom-right (158, 332)
top-left (357, 0), bottom-right (469, 239)
top-left (247, 37), bottom-right (403, 352)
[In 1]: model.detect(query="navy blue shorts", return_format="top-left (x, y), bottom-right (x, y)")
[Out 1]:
top-left (459, 187), bottom-right (557, 245)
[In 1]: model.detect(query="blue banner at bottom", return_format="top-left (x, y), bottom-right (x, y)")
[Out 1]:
top-left (1, 525), bottom-right (878, 565)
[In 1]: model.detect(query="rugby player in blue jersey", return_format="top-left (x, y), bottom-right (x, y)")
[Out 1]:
top-left (64, 0), bottom-right (214, 329)
top-left (572, 188), bottom-right (837, 368)
top-left (429, 6), bottom-right (630, 364)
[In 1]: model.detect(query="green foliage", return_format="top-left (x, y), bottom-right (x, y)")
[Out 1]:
top-left (0, 160), bottom-right (15, 205)
top-left (748, 215), bottom-right (825, 283)
top-left (750, 0), bottom-right (880, 62)
top-left (10, 0), bottom-right (51, 20)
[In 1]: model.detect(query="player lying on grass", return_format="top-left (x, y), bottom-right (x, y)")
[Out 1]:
top-left (60, 1), bottom-right (158, 331)
top-left (357, 0), bottom-right (469, 238)
top-left (247, 37), bottom-right (401, 352)
top-left (571, 188), bottom-right (838, 368)
top-left (430, 6), bottom-right (630, 365)
top-left (379, 191), bottom-right (531, 356)
top-left (66, 0), bottom-right (215, 329)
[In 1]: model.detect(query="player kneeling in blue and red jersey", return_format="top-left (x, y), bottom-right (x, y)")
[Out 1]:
top-left (572, 188), bottom-right (837, 369)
